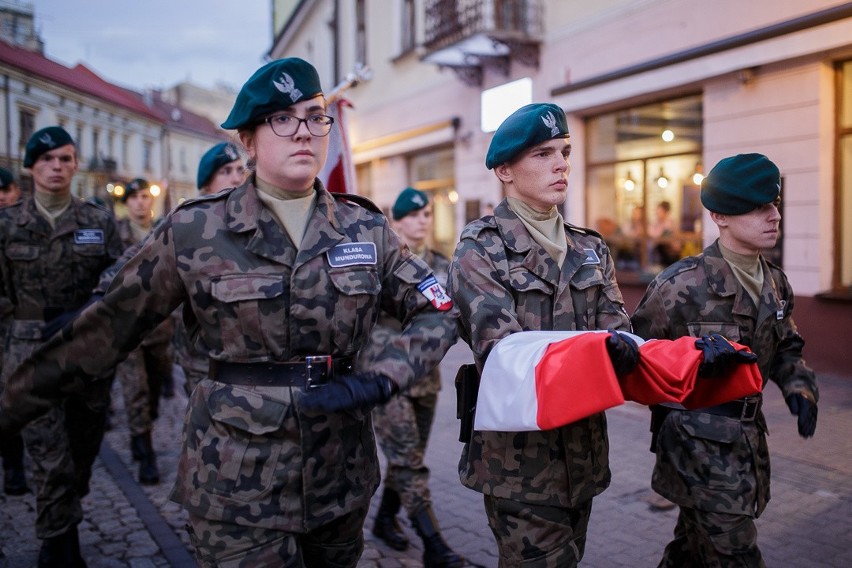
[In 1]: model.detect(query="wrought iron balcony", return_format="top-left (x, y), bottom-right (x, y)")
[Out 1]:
top-left (422, 0), bottom-right (543, 86)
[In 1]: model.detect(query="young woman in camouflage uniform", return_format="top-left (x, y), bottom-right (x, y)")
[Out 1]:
top-left (0, 58), bottom-right (457, 568)
top-left (632, 153), bottom-right (819, 567)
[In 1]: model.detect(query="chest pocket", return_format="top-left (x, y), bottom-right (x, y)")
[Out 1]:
top-left (510, 268), bottom-right (553, 331)
top-left (569, 265), bottom-right (608, 328)
top-left (687, 322), bottom-right (742, 342)
top-left (211, 274), bottom-right (286, 359)
top-left (5, 243), bottom-right (39, 261)
top-left (329, 267), bottom-right (381, 352)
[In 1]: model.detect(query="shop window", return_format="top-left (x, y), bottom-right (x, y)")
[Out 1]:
top-left (408, 146), bottom-right (456, 258)
top-left (835, 60), bottom-right (852, 295)
top-left (586, 95), bottom-right (703, 279)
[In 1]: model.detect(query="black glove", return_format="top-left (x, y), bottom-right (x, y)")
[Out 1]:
top-left (695, 333), bottom-right (758, 378)
top-left (41, 294), bottom-right (103, 339)
top-left (300, 372), bottom-right (398, 413)
top-left (606, 330), bottom-right (640, 378)
top-left (785, 393), bottom-right (818, 438)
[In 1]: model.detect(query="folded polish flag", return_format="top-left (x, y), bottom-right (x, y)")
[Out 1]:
top-left (474, 330), bottom-right (762, 432)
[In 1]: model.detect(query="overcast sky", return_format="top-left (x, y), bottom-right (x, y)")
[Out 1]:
top-left (32, 0), bottom-right (273, 92)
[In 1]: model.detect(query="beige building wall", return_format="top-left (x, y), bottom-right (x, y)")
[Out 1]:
top-left (271, 0), bottom-right (852, 297)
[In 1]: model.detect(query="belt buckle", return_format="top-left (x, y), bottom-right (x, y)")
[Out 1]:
top-left (305, 355), bottom-right (332, 388)
top-left (741, 396), bottom-right (760, 421)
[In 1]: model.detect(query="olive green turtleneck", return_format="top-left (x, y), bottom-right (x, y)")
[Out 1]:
top-left (507, 197), bottom-right (567, 267)
top-left (719, 241), bottom-right (764, 307)
top-left (255, 176), bottom-right (316, 248)
top-left (34, 191), bottom-right (72, 229)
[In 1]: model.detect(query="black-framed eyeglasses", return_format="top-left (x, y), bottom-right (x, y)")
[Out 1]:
top-left (264, 114), bottom-right (335, 137)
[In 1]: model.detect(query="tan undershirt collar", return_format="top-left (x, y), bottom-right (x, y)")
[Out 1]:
top-left (719, 242), bottom-right (764, 307)
top-left (507, 197), bottom-right (567, 267)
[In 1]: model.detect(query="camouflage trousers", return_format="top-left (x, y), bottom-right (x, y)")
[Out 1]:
top-left (115, 348), bottom-right (151, 436)
top-left (484, 494), bottom-right (593, 568)
top-left (4, 321), bottom-right (114, 538)
top-left (372, 391), bottom-right (437, 514)
top-left (186, 504), bottom-right (368, 567)
top-left (658, 507), bottom-right (765, 568)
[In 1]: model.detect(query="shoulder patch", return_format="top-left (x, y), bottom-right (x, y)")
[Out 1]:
top-left (331, 192), bottom-right (383, 215)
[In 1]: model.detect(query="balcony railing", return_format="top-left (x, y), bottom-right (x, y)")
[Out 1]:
top-left (423, 0), bottom-right (543, 85)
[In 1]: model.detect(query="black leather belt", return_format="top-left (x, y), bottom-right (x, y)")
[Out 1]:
top-left (14, 305), bottom-right (67, 321)
top-left (209, 356), bottom-right (354, 388)
top-left (699, 395), bottom-right (762, 421)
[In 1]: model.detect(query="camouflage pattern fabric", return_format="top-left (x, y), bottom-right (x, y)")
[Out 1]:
top-left (631, 239), bottom-right (818, 564)
top-left (368, 247), bottom-right (450, 514)
top-left (0, 179), bottom-right (457, 541)
top-left (172, 310), bottom-right (209, 397)
top-left (187, 504), bottom-right (367, 567)
top-left (113, 217), bottom-right (174, 431)
top-left (484, 495), bottom-right (592, 568)
top-left (0, 196), bottom-right (122, 537)
top-left (658, 508), bottom-right (763, 568)
top-left (447, 200), bottom-right (631, 562)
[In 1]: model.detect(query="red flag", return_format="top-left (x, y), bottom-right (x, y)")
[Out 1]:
top-left (474, 331), bottom-right (763, 432)
top-left (319, 98), bottom-right (356, 194)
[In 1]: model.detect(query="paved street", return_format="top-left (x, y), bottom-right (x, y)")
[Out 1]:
top-left (2, 340), bottom-right (850, 567)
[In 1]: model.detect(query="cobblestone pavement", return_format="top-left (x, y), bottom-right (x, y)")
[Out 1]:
top-left (2, 341), bottom-right (850, 567)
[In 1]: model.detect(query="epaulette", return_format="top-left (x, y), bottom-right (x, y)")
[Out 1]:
top-left (173, 187), bottom-right (233, 211)
top-left (331, 192), bottom-right (384, 215)
top-left (659, 255), bottom-right (700, 279)
top-left (565, 222), bottom-right (604, 239)
top-left (459, 216), bottom-right (496, 240)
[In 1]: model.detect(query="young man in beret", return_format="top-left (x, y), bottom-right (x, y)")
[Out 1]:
top-left (0, 126), bottom-right (123, 566)
top-left (631, 153), bottom-right (819, 566)
top-left (447, 103), bottom-right (639, 566)
top-left (368, 187), bottom-right (463, 567)
top-left (112, 178), bottom-right (175, 485)
top-left (197, 141), bottom-right (246, 196)
top-left (0, 167), bottom-right (22, 207)
top-left (0, 59), bottom-right (456, 567)
top-left (0, 165), bottom-right (25, 496)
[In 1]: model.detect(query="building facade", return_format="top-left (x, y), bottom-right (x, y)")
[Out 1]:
top-left (271, 0), bottom-right (851, 372)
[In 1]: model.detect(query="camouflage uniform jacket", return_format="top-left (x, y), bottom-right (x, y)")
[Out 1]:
top-left (362, 247), bottom-right (450, 398)
top-left (113, 217), bottom-right (173, 347)
top-left (0, 178), bottom-right (457, 532)
top-left (447, 200), bottom-right (631, 509)
top-left (0, 195), bottom-right (122, 326)
top-left (631, 239), bottom-right (818, 516)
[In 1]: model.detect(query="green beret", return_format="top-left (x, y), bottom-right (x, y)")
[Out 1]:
top-left (122, 177), bottom-right (150, 203)
top-left (23, 126), bottom-right (75, 168)
top-left (221, 58), bottom-right (323, 130)
top-left (392, 187), bottom-right (429, 220)
top-left (0, 167), bottom-right (14, 188)
top-left (197, 142), bottom-right (241, 188)
top-left (701, 153), bottom-right (780, 215)
top-left (485, 103), bottom-right (569, 169)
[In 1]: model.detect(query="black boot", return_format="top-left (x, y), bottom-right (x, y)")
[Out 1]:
top-left (410, 504), bottom-right (464, 568)
top-left (130, 432), bottom-right (160, 485)
top-left (2, 433), bottom-right (29, 495)
top-left (38, 525), bottom-right (87, 568)
top-left (372, 487), bottom-right (409, 551)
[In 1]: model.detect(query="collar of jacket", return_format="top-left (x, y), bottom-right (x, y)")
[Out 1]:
top-left (491, 199), bottom-right (593, 285)
top-left (17, 194), bottom-right (86, 237)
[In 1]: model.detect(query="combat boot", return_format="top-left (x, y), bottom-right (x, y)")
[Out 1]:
top-left (372, 487), bottom-right (409, 550)
top-left (130, 432), bottom-right (160, 485)
top-left (2, 433), bottom-right (29, 495)
top-left (410, 504), bottom-right (464, 568)
top-left (37, 525), bottom-right (87, 568)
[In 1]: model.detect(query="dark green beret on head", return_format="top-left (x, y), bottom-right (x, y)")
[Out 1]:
top-left (24, 126), bottom-right (75, 168)
top-left (0, 167), bottom-right (13, 188)
top-left (122, 177), bottom-right (150, 203)
top-left (197, 142), bottom-right (241, 188)
top-left (221, 58), bottom-right (323, 130)
top-left (485, 103), bottom-right (569, 169)
top-left (392, 187), bottom-right (429, 220)
top-left (701, 153), bottom-right (780, 215)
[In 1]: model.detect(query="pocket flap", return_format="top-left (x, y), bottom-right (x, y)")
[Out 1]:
top-left (207, 385), bottom-right (288, 435)
top-left (211, 274), bottom-right (285, 302)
